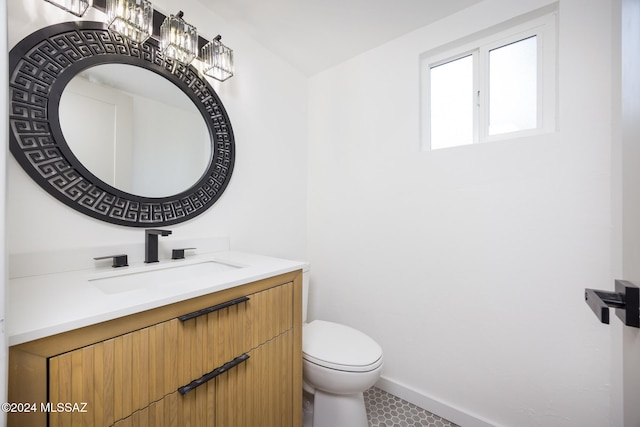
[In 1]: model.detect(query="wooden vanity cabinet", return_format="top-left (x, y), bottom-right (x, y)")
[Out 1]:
top-left (8, 270), bottom-right (303, 427)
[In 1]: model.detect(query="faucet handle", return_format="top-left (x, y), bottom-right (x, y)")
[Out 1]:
top-left (172, 248), bottom-right (196, 260)
top-left (94, 254), bottom-right (129, 268)
top-left (146, 229), bottom-right (173, 236)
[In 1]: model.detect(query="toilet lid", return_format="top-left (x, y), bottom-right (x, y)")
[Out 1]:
top-left (303, 320), bottom-right (383, 372)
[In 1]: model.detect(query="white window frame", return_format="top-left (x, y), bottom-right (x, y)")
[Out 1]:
top-left (421, 12), bottom-right (557, 151)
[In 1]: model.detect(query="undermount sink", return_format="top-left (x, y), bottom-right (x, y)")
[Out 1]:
top-left (90, 260), bottom-right (241, 294)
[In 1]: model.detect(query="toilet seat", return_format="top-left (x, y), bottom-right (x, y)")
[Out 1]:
top-left (303, 320), bottom-right (383, 372)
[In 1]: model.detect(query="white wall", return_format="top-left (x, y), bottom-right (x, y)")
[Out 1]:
top-left (1, 0), bottom-right (8, 425)
top-left (308, 0), bottom-right (615, 426)
top-left (6, 0), bottom-right (308, 261)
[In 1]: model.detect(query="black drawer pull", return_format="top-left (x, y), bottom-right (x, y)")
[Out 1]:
top-left (178, 296), bottom-right (250, 322)
top-left (178, 353), bottom-right (250, 395)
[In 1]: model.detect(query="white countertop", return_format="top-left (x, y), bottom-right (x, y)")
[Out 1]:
top-left (8, 251), bottom-right (306, 346)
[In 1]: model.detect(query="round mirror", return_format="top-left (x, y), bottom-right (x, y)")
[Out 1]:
top-left (59, 64), bottom-right (211, 197)
top-left (8, 21), bottom-right (235, 227)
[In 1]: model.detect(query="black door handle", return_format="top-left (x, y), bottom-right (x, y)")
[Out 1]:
top-left (585, 280), bottom-right (639, 327)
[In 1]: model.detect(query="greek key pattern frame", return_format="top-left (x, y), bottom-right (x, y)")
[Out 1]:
top-left (9, 21), bottom-right (235, 227)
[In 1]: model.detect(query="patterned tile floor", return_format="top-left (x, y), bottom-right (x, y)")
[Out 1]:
top-left (364, 387), bottom-right (460, 427)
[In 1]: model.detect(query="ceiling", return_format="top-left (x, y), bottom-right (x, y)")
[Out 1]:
top-left (198, 0), bottom-right (486, 76)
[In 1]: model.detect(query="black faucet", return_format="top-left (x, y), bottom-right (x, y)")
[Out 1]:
top-left (145, 229), bottom-right (172, 263)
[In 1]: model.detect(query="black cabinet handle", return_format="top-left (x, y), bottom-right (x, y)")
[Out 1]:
top-left (178, 296), bottom-right (250, 322)
top-left (178, 353), bottom-right (250, 395)
top-left (585, 280), bottom-right (639, 327)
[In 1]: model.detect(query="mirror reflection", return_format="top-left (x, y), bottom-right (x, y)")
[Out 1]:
top-left (59, 64), bottom-right (211, 197)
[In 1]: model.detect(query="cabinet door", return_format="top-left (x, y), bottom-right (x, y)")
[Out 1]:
top-left (49, 318), bottom-right (183, 427)
top-left (214, 330), bottom-right (295, 427)
top-left (113, 330), bottom-right (295, 427)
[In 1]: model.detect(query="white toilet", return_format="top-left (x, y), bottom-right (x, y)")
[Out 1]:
top-left (302, 269), bottom-right (384, 427)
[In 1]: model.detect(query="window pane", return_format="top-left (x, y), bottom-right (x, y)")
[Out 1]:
top-left (489, 36), bottom-right (537, 135)
top-left (430, 55), bottom-right (473, 150)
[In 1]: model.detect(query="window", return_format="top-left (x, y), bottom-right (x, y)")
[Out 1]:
top-left (430, 54), bottom-right (474, 149)
top-left (421, 13), bottom-right (557, 150)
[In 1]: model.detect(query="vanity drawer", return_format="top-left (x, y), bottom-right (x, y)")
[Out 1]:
top-left (178, 281), bottom-right (294, 387)
top-left (113, 330), bottom-right (296, 427)
top-left (48, 282), bottom-right (294, 426)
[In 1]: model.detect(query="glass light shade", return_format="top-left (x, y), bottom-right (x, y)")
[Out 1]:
top-left (106, 0), bottom-right (153, 44)
top-left (202, 36), bottom-right (234, 82)
top-left (44, 0), bottom-right (92, 17)
top-left (160, 12), bottom-right (198, 64)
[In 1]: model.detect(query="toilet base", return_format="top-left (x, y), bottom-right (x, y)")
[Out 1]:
top-left (308, 389), bottom-right (368, 427)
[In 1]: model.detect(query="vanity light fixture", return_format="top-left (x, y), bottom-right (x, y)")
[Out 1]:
top-left (202, 35), bottom-right (234, 82)
top-left (160, 11), bottom-right (199, 65)
top-left (105, 0), bottom-right (154, 44)
top-left (41, 0), bottom-right (234, 81)
top-left (44, 0), bottom-right (92, 17)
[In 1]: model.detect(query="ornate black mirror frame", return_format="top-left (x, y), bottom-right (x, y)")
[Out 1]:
top-left (8, 21), bottom-right (235, 227)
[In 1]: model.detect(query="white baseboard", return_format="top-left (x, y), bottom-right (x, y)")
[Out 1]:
top-left (374, 376), bottom-right (498, 427)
